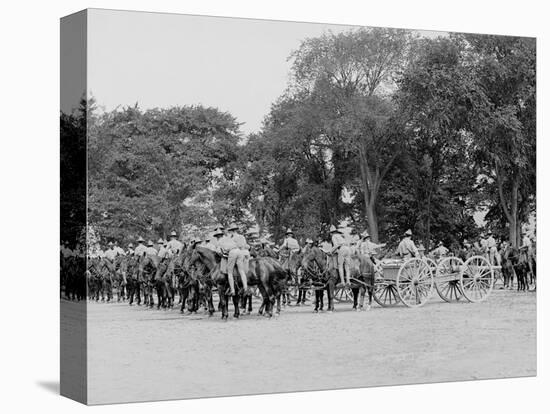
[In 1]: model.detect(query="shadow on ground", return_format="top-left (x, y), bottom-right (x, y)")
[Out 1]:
top-left (36, 380), bottom-right (59, 394)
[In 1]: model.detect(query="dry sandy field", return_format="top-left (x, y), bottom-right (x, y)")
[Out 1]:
top-left (81, 288), bottom-right (536, 404)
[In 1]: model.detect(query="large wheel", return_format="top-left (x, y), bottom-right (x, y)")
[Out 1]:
top-left (460, 255), bottom-right (494, 302)
top-left (435, 256), bottom-right (464, 302)
top-left (373, 278), bottom-right (401, 307)
top-left (396, 258), bottom-right (434, 307)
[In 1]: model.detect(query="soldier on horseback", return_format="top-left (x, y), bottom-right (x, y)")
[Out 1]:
top-left (358, 231), bottom-right (386, 263)
top-left (279, 228), bottom-right (300, 268)
top-left (330, 225), bottom-right (351, 286)
top-left (145, 240), bottom-right (158, 256)
top-left (167, 231), bottom-right (183, 255)
top-left (134, 237), bottom-right (147, 257)
top-left (218, 224), bottom-right (250, 296)
top-left (104, 241), bottom-right (117, 261)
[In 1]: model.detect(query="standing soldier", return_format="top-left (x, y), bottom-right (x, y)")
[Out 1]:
top-left (330, 225), bottom-right (351, 286)
top-left (134, 237), bottom-right (147, 257)
top-left (396, 229), bottom-right (419, 259)
top-left (167, 231), bottom-right (184, 255)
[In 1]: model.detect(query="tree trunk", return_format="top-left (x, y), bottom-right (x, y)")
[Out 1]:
top-left (366, 201), bottom-right (379, 243)
top-left (358, 147), bottom-right (381, 243)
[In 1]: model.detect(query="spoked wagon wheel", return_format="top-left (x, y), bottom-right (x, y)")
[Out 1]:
top-left (396, 258), bottom-right (434, 307)
top-left (334, 285), bottom-right (353, 302)
top-left (435, 256), bottom-right (464, 302)
top-left (460, 255), bottom-right (494, 303)
top-left (373, 278), bottom-right (401, 307)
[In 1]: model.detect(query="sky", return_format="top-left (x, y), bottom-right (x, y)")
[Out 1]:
top-left (87, 9), bottom-right (446, 135)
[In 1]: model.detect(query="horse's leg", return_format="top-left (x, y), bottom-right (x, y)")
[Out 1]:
top-left (247, 294), bottom-right (252, 314)
top-left (233, 294), bottom-right (240, 318)
top-left (352, 287), bottom-right (358, 309)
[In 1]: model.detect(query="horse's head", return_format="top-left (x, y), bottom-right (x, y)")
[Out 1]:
top-left (301, 246), bottom-right (327, 271)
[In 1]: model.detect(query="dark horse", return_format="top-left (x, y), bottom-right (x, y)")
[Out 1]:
top-left (136, 254), bottom-right (165, 308)
top-left (175, 246), bottom-right (215, 315)
top-left (349, 254), bottom-right (376, 311)
top-left (189, 246), bottom-right (287, 319)
top-left (301, 247), bottom-right (340, 312)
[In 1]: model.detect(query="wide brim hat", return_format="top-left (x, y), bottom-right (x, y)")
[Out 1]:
top-left (227, 223), bottom-right (239, 231)
top-left (147, 240), bottom-right (154, 247)
top-left (286, 228), bottom-right (294, 235)
top-left (329, 225), bottom-right (340, 233)
top-left (170, 231), bottom-right (177, 237)
top-left (107, 242), bottom-right (114, 246)
top-left (137, 237), bottom-right (145, 243)
top-left (157, 238), bottom-right (164, 244)
top-left (212, 228), bottom-right (224, 237)
top-left (305, 238), bottom-right (313, 244)
top-left (361, 230), bottom-right (370, 239)
top-left (128, 243), bottom-right (134, 248)
top-left (404, 229), bottom-right (413, 236)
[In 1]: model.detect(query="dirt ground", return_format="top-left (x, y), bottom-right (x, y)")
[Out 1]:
top-left (84, 288), bottom-right (536, 404)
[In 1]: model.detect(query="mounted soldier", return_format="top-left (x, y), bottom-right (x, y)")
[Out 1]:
top-left (158, 238), bottom-right (171, 259)
top-left (227, 223), bottom-right (250, 296)
top-left (396, 229), bottom-right (419, 259)
top-left (145, 240), bottom-right (158, 256)
top-left (486, 230), bottom-right (497, 265)
top-left (134, 237), bottom-right (147, 257)
top-left (104, 241), bottom-right (117, 262)
top-left (358, 230), bottom-right (386, 263)
top-left (167, 231), bottom-right (184, 255)
top-left (126, 243), bottom-right (135, 256)
top-left (330, 225), bottom-right (351, 286)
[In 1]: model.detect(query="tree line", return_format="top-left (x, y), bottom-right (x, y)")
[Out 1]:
top-left (60, 29), bottom-right (535, 250)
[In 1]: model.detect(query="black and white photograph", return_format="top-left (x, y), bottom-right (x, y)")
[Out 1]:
top-left (3, 1), bottom-right (548, 412)
top-left (60, 9), bottom-right (537, 404)
top-left (58, 8), bottom-right (537, 405)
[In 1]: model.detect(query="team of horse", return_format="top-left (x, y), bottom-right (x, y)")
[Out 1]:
top-left (60, 241), bottom-right (536, 318)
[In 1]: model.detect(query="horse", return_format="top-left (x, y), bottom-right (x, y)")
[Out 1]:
top-left (189, 246), bottom-right (287, 319)
top-left (87, 257), bottom-right (114, 301)
top-left (301, 246), bottom-right (340, 312)
top-left (124, 254), bottom-right (142, 305)
top-left (349, 253), bottom-right (376, 311)
top-left (279, 248), bottom-right (303, 307)
top-left (175, 246), bottom-right (213, 314)
top-left (501, 245), bottom-right (518, 289)
top-left (136, 254), bottom-right (163, 308)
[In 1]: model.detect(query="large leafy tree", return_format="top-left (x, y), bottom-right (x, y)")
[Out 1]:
top-left (278, 28), bottom-right (416, 241)
top-left (460, 34), bottom-right (536, 246)
top-left (393, 37), bottom-right (488, 248)
top-left (87, 104), bottom-right (240, 244)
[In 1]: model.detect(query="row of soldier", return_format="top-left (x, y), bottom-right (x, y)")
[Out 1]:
top-left (62, 224), bottom-right (536, 298)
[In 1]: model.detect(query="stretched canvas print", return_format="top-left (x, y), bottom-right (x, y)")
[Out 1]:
top-left (60, 8), bottom-right (537, 405)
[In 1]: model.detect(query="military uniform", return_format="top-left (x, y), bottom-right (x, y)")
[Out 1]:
top-left (330, 225), bottom-right (351, 285)
top-left (167, 232), bottom-right (184, 255)
top-left (134, 238), bottom-right (147, 257)
top-left (224, 224), bottom-right (250, 295)
top-left (396, 230), bottom-right (419, 259)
